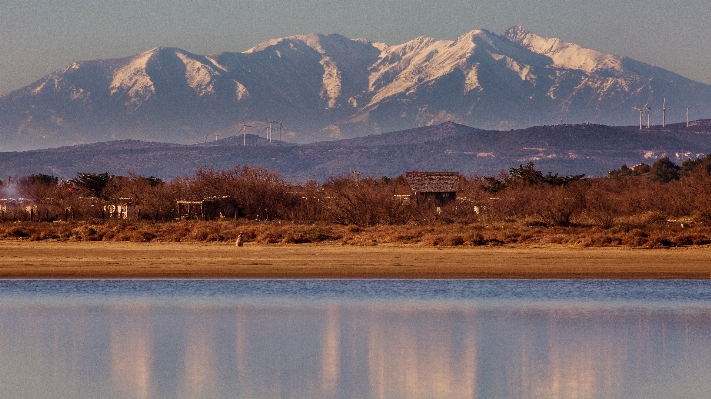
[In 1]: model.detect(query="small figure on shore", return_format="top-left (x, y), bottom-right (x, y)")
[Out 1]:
top-left (236, 232), bottom-right (244, 247)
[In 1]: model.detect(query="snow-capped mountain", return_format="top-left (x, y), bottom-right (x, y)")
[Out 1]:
top-left (1, 27), bottom-right (710, 151)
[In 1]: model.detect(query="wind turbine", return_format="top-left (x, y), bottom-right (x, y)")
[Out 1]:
top-left (633, 106), bottom-right (644, 130)
top-left (645, 104), bottom-right (651, 129)
top-left (661, 98), bottom-right (666, 127)
top-left (265, 119), bottom-right (278, 142)
top-left (686, 106), bottom-right (692, 127)
top-left (241, 119), bottom-right (253, 147)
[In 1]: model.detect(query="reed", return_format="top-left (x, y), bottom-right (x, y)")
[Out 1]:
top-left (3, 219), bottom-right (710, 248)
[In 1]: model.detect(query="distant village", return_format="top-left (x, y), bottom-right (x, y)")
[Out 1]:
top-left (0, 169), bottom-right (467, 224)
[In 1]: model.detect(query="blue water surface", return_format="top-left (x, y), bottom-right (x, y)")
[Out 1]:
top-left (1, 279), bottom-right (709, 306)
top-left (1, 279), bottom-right (710, 399)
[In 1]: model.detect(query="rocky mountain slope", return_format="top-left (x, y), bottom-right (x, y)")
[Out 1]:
top-left (1, 27), bottom-right (710, 151)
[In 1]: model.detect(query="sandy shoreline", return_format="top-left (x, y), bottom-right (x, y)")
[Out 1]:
top-left (1, 240), bottom-right (710, 279)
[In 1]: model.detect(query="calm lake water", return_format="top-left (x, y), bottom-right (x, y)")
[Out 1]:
top-left (0, 279), bottom-right (710, 399)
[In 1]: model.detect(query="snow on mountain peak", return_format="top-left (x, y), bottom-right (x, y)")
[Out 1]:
top-left (244, 38), bottom-right (284, 54)
top-left (174, 52), bottom-right (221, 97)
top-left (455, 29), bottom-right (494, 45)
top-left (367, 35), bottom-right (457, 103)
top-left (5, 26), bottom-right (710, 152)
top-left (247, 34), bottom-right (343, 108)
top-left (367, 29), bottom-right (502, 101)
top-left (504, 26), bottom-right (622, 73)
top-left (109, 49), bottom-right (156, 107)
top-left (353, 37), bottom-right (387, 51)
top-left (504, 26), bottom-right (531, 42)
top-left (244, 33), bottom-right (330, 55)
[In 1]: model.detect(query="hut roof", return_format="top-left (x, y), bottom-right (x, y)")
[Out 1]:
top-left (405, 172), bottom-right (459, 193)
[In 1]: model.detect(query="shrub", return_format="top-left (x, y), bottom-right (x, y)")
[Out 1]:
top-left (464, 231), bottom-right (485, 245)
top-left (446, 235), bottom-right (465, 246)
top-left (6, 227), bottom-right (31, 238)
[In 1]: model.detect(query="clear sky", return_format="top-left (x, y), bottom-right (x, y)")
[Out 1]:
top-left (1, 0), bottom-right (710, 96)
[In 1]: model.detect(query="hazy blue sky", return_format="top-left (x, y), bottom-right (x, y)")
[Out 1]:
top-left (1, 0), bottom-right (710, 95)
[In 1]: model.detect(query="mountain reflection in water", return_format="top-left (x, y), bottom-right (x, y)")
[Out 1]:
top-left (0, 279), bottom-right (709, 399)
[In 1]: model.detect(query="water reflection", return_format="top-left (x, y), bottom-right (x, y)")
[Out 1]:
top-left (110, 306), bottom-right (152, 399)
top-left (366, 308), bottom-right (478, 399)
top-left (0, 281), bottom-right (710, 399)
top-left (322, 305), bottom-right (340, 397)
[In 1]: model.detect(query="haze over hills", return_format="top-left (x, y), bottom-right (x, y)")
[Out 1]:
top-left (1, 26), bottom-right (710, 152)
top-left (2, 121), bottom-right (710, 183)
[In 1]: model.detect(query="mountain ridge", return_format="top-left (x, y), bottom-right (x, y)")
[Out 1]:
top-left (3, 120), bottom-right (711, 183)
top-left (1, 27), bottom-right (710, 152)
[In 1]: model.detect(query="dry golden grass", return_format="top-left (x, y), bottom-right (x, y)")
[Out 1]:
top-left (1, 219), bottom-right (710, 249)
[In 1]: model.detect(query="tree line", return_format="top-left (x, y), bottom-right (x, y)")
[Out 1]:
top-left (2, 155), bottom-right (711, 229)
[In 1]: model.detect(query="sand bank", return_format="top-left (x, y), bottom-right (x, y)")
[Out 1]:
top-left (1, 241), bottom-right (710, 279)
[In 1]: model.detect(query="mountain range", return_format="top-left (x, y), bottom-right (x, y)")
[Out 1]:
top-left (2, 120), bottom-right (711, 183)
top-left (1, 26), bottom-right (710, 152)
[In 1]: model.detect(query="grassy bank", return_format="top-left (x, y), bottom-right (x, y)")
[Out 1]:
top-left (2, 218), bottom-right (710, 248)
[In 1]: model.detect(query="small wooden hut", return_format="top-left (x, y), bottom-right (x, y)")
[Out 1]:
top-left (405, 172), bottom-right (460, 205)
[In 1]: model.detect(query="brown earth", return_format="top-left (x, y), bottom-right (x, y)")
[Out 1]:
top-left (1, 241), bottom-right (710, 279)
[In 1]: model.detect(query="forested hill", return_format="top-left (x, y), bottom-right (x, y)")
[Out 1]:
top-left (2, 120), bottom-right (711, 182)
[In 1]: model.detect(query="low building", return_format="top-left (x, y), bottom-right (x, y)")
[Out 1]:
top-left (176, 196), bottom-right (236, 220)
top-left (405, 172), bottom-right (460, 205)
top-left (103, 200), bottom-right (135, 219)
